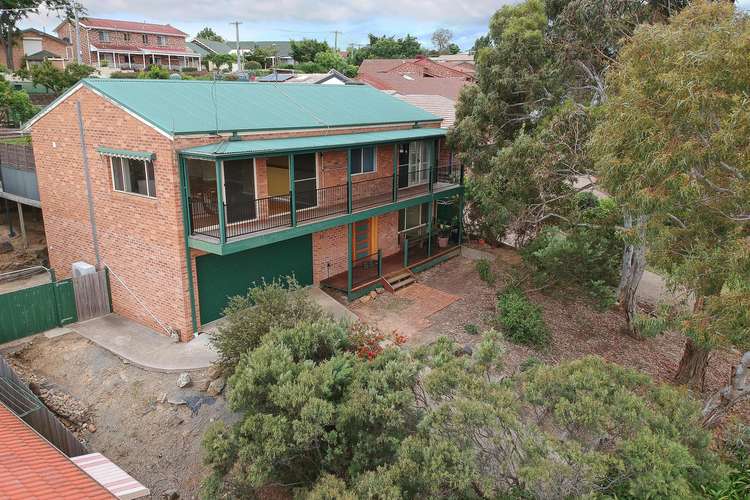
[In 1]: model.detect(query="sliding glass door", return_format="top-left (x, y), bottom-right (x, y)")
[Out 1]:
top-left (398, 141), bottom-right (430, 189)
top-left (223, 159), bottom-right (256, 223)
top-left (294, 153), bottom-right (317, 209)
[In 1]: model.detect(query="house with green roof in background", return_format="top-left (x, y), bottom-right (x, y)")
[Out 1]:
top-left (24, 78), bottom-right (464, 340)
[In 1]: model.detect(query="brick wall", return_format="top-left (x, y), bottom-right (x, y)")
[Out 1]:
top-left (30, 85), bottom-right (195, 340)
top-left (56, 22), bottom-right (91, 65)
top-left (90, 30), bottom-right (186, 51)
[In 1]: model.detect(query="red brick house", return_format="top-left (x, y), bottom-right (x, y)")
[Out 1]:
top-left (0, 28), bottom-right (70, 70)
top-left (54, 17), bottom-right (200, 70)
top-left (25, 79), bottom-right (463, 341)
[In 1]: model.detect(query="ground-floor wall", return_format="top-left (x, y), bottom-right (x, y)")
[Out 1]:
top-left (311, 211), bottom-right (399, 284)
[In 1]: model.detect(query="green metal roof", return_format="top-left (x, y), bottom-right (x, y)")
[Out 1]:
top-left (81, 79), bottom-right (441, 136)
top-left (96, 146), bottom-right (155, 160)
top-left (180, 128), bottom-right (447, 158)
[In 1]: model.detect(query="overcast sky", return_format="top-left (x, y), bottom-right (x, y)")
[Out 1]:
top-left (19, 0), bottom-right (750, 52)
top-left (18, 0), bottom-right (521, 51)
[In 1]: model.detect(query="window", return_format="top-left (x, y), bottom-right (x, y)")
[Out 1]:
top-left (350, 146), bottom-right (375, 175)
top-left (399, 204), bottom-right (428, 232)
top-left (111, 156), bottom-right (156, 197)
top-left (156, 35), bottom-right (167, 46)
top-left (142, 34), bottom-right (149, 44)
top-left (123, 32), bottom-right (131, 41)
top-left (98, 31), bottom-right (110, 42)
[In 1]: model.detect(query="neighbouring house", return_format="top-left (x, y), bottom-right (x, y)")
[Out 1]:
top-left (357, 55), bottom-right (474, 100)
top-left (392, 93), bottom-right (457, 129)
top-left (191, 38), bottom-right (295, 71)
top-left (0, 401), bottom-right (149, 498)
top-left (257, 69), bottom-right (358, 84)
top-left (54, 17), bottom-right (200, 70)
top-left (0, 135), bottom-right (40, 245)
top-left (431, 53), bottom-right (476, 77)
top-left (0, 28), bottom-right (70, 70)
top-left (25, 79), bottom-right (464, 341)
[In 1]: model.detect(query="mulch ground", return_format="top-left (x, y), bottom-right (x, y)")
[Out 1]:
top-left (407, 247), bottom-right (748, 423)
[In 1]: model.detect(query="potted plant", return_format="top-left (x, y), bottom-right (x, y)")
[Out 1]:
top-left (437, 224), bottom-right (450, 248)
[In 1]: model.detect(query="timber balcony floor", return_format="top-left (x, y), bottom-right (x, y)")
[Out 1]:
top-left (190, 181), bottom-right (457, 243)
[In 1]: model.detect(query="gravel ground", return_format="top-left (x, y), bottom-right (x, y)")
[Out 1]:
top-left (4, 334), bottom-right (233, 499)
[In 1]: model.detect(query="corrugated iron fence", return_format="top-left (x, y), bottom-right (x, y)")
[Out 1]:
top-left (0, 355), bottom-right (88, 457)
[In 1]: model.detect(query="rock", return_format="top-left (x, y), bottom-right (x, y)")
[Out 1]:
top-left (360, 295), bottom-right (372, 304)
top-left (157, 392), bottom-right (167, 404)
top-left (369, 290), bottom-right (378, 299)
top-left (206, 377), bottom-right (226, 396)
top-left (207, 364), bottom-right (223, 380)
top-left (162, 488), bottom-right (179, 500)
top-left (28, 381), bottom-right (41, 396)
top-left (194, 379), bottom-right (210, 392)
top-left (87, 423), bottom-right (96, 433)
top-left (461, 344), bottom-right (473, 357)
top-left (176, 372), bottom-right (191, 388)
top-left (0, 239), bottom-right (13, 254)
top-left (166, 413), bottom-right (183, 427)
top-left (167, 398), bottom-right (187, 406)
top-left (376, 288), bottom-right (385, 294)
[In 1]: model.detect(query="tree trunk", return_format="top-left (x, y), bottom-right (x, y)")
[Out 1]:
top-left (703, 352), bottom-right (750, 428)
top-left (617, 213), bottom-right (647, 338)
top-left (674, 337), bottom-right (711, 391)
top-left (4, 30), bottom-right (14, 72)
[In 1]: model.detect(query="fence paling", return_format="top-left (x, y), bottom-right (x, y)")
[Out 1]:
top-left (72, 270), bottom-right (110, 322)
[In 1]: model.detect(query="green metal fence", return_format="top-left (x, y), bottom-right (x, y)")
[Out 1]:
top-left (0, 279), bottom-right (78, 344)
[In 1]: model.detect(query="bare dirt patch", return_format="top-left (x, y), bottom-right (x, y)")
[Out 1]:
top-left (3, 333), bottom-right (232, 499)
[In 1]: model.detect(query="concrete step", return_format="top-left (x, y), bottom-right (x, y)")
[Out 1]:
top-left (383, 270), bottom-right (417, 292)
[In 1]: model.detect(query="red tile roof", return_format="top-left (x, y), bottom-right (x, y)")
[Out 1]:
top-left (0, 403), bottom-right (114, 499)
top-left (359, 73), bottom-right (471, 100)
top-left (393, 93), bottom-right (457, 128)
top-left (81, 17), bottom-right (187, 37)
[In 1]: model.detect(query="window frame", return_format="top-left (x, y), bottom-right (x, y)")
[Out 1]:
top-left (123, 32), bottom-right (131, 42)
top-left (398, 204), bottom-right (428, 232)
top-left (349, 146), bottom-right (376, 176)
top-left (156, 35), bottom-right (167, 46)
top-left (142, 34), bottom-right (149, 44)
top-left (98, 30), bottom-right (110, 42)
top-left (110, 156), bottom-right (157, 198)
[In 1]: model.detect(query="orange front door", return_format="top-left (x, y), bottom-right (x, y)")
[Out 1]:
top-left (353, 217), bottom-right (377, 261)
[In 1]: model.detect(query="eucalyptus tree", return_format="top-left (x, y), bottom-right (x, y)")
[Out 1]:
top-left (591, 0), bottom-right (750, 389)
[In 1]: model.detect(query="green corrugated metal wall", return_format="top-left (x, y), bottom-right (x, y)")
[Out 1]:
top-left (0, 279), bottom-right (78, 344)
top-left (196, 235), bottom-right (313, 324)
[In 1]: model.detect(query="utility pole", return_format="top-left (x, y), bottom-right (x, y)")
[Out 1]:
top-left (74, 5), bottom-right (82, 64)
top-left (332, 30), bottom-right (342, 51)
top-left (230, 21), bottom-right (242, 71)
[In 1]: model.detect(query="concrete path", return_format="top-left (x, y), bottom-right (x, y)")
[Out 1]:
top-left (308, 286), bottom-right (358, 323)
top-left (72, 314), bottom-right (217, 373)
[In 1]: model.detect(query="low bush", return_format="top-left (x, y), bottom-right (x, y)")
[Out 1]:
top-left (181, 67), bottom-right (198, 72)
top-left (475, 258), bottom-right (495, 286)
top-left (210, 276), bottom-right (323, 371)
top-left (109, 71), bottom-right (135, 79)
top-left (496, 288), bottom-right (550, 348)
top-left (464, 323), bottom-right (479, 335)
top-left (707, 420), bottom-right (750, 499)
top-left (521, 197), bottom-right (623, 306)
top-left (244, 60), bottom-right (261, 70)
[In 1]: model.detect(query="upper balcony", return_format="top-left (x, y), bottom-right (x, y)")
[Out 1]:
top-left (179, 128), bottom-right (463, 254)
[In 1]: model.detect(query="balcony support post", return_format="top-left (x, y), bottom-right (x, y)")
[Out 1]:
top-left (392, 143), bottom-right (398, 203)
top-left (427, 201), bottom-right (433, 257)
top-left (289, 154), bottom-right (297, 226)
top-left (403, 237), bottom-right (409, 268)
top-left (377, 249), bottom-right (382, 277)
top-left (458, 192), bottom-right (464, 246)
top-left (429, 139), bottom-right (435, 194)
top-left (346, 149), bottom-right (353, 213)
top-left (215, 159), bottom-right (226, 244)
top-left (179, 155), bottom-right (198, 335)
top-left (347, 222), bottom-right (353, 298)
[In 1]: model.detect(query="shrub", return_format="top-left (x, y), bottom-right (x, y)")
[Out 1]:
top-left (181, 66), bottom-right (198, 72)
top-left (496, 288), bottom-right (550, 348)
top-left (210, 276), bottom-right (324, 371)
top-left (109, 71), bottom-right (135, 79)
top-left (475, 258), bottom-right (495, 286)
top-left (521, 197), bottom-right (623, 301)
top-left (707, 420), bottom-right (750, 499)
top-left (244, 60), bottom-right (261, 70)
top-left (464, 323), bottom-right (479, 335)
